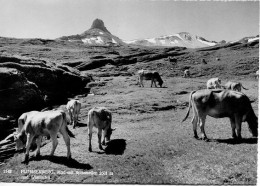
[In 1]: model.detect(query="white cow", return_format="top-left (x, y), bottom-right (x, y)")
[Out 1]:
top-left (224, 81), bottom-right (248, 92)
top-left (66, 99), bottom-right (81, 128)
top-left (183, 69), bottom-right (191, 78)
top-left (14, 110), bottom-right (74, 163)
top-left (182, 89), bottom-right (258, 140)
top-left (206, 78), bottom-right (222, 89)
top-left (87, 107), bottom-right (114, 152)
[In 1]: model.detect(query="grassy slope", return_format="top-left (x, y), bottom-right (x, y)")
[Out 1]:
top-left (0, 76), bottom-right (258, 184)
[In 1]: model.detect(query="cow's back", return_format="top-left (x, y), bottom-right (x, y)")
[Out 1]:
top-left (25, 110), bottom-right (64, 136)
top-left (193, 89), bottom-right (250, 117)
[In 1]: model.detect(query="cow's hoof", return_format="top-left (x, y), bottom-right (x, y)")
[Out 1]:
top-left (99, 146), bottom-right (104, 151)
top-left (88, 148), bottom-right (92, 152)
top-left (22, 155), bottom-right (29, 164)
top-left (67, 155), bottom-right (72, 160)
top-left (35, 153), bottom-right (41, 158)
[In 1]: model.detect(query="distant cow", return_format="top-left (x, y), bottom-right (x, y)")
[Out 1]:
top-left (207, 78), bottom-right (222, 89)
top-left (14, 110), bottom-right (75, 163)
top-left (183, 69), bottom-right (191, 78)
top-left (201, 59), bottom-right (207, 64)
top-left (87, 107), bottom-right (114, 152)
top-left (224, 81), bottom-right (248, 92)
top-left (66, 99), bottom-right (81, 128)
top-left (182, 89), bottom-right (258, 140)
top-left (137, 69), bottom-right (164, 88)
top-left (256, 70), bottom-right (259, 79)
top-left (168, 57), bottom-right (177, 63)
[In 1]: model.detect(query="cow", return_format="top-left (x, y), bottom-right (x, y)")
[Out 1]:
top-left (66, 99), bottom-right (81, 128)
top-left (87, 107), bottom-right (114, 152)
top-left (14, 110), bottom-right (75, 163)
top-left (182, 89), bottom-right (258, 141)
top-left (137, 69), bottom-right (164, 88)
top-left (256, 70), bottom-right (259, 79)
top-left (183, 69), bottom-right (191, 78)
top-left (168, 56), bottom-right (177, 63)
top-left (224, 81), bottom-right (248, 92)
top-left (206, 78), bottom-right (222, 89)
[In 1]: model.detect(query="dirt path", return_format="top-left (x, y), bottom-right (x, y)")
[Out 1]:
top-left (0, 76), bottom-right (258, 184)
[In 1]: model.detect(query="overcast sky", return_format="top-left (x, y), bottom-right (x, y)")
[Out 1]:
top-left (0, 0), bottom-right (259, 42)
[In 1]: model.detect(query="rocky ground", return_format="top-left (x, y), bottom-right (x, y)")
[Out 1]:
top-left (0, 37), bottom-right (258, 184)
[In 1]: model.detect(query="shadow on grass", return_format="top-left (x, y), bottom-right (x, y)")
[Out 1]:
top-left (29, 155), bottom-right (93, 169)
top-left (211, 138), bottom-right (257, 145)
top-left (75, 122), bottom-right (88, 128)
top-left (105, 139), bottom-right (126, 155)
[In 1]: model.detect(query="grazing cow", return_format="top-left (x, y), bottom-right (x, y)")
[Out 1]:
top-left (137, 69), bottom-right (164, 88)
top-left (66, 99), bottom-right (81, 128)
top-left (183, 69), bottom-right (191, 78)
top-left (168, 56), bottom-right (177, 63)
top-left (87, 107), bottom-right (114, 152)
top-left (224, 81), bottom-right (248, 92)
top-left (182, 89), bottom-right (258, 140)
top-left (206, 78), bottom-right (222, 89)
top-left (14, 110), bottom-right (75, 163)
top-left (201, 59), bottom-right (207, 64)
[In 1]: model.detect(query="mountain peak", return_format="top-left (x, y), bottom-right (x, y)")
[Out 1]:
top-left (90, 18), bottom-right (111, 34)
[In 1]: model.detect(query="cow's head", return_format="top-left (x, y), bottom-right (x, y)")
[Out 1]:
top-left (105, 128), bottom-right (116, 142)
top-left (14, 133), bottom-right (26, 150)
top-left (158, 79), bottom-right (164, 87)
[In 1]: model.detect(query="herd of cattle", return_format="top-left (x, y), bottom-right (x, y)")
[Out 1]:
top-left (13, 69), bottom-right (258, 163)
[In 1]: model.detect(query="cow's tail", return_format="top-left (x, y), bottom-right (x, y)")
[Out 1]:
top-left (182, 90), bottom-right (196, 122)
top-left (61, 111), bottom-right (75, 138)
top-left (242, 84), bottom-right (249, 90)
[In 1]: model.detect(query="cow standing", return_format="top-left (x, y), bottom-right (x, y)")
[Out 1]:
top-left (207, 78), bottom-right (222, 89)
top-left (137, 69), bottom-right (164, 88)
top-left (183, 69), bottom-right (191, 78)
top-left (14, 110), bottom-right (75, 163)
top-left (66, 99), bottom-right (81, 128)
top-left (182, 89), bottom-right (258, 140)
top-left (224, 81), bottom-right (248, 92)
top-left (87, 107), bottom-right (114, 152)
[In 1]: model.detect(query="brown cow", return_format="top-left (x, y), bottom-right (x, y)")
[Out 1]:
top-left (137, 69), bottom-right (163, 87)
top-left (182, 89), bottom-right (258, 140)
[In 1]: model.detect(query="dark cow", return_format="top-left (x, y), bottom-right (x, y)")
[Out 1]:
top-left (182, 89), bottom-right (258, 140)
top-left (137, 69), bottom-right (164, 88)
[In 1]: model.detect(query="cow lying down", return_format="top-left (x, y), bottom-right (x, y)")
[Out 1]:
top-left (182, 89), bottom-right (258, 141)
top-left (14, 110), bottom-right (75, 163)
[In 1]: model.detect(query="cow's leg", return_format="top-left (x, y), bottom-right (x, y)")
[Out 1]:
top-left (24, 134), bottom-right (34, 163)
top-left (69, 110), bottom-right (73, 125)
top-left (35, 136), bottom-right (42, 158)
top-left (73, 110), bottom-right (76, 129)
top-left (60, 128), bottom-right (71, 159)
top-left (102, 129), bottom-right (107, 145)
top-left (199, 115), bottom-right (208, 141)
top-left (49, 133), bottom-right (58, 156)
top-left (88, 126), bottom-right (93, 152)
top-left (229, 116), bottom-right (237, 139)
top-left (234, 114), bottom-right (242, 140)
top-left (191, 110), bottom-right (199, 139)
top-left (98, 128), bottom-right (103, 150)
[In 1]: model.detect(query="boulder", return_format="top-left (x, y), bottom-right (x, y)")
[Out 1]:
top-left (0, 67), bottom-right (44, 115)
top-left (0, 55), bottom-right (91, 106)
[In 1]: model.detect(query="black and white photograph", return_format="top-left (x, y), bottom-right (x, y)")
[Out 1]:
top-left (0, 0), bottom-right (259, 185)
